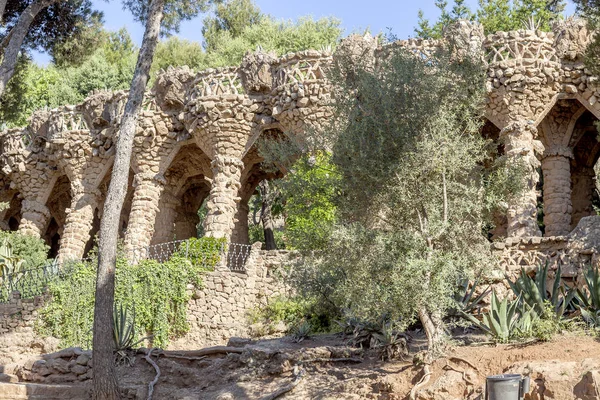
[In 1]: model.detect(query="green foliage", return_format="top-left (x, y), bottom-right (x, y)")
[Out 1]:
top-left (576, 0), bottom-right (600, 75)
top-left (113, 304), bottom-right (143, 351)
top-left (202, 15), bottom-right (341, 68)
top-left (290, 320), bottom-right (312, 343)
top-left (1, 30), bottom-right (137, 128)
top-left (336, 313), bottom-right (407, 359)
top-left (38, 237), bottom-right (224, 349)
top-left (528, 301), bottom-right (575, 341)
top-left (247, 295), bottom-right (333, 335)
top-left (151, 37), bottom-right (205, 78)
top-left (0, 239), bottom-right (25, 279)
top-left (202, 0), bottom-right (264, 51)
top-left (508, 263), bottom-right (575, 318)
top-left (451, 278), bottom-right (490, 317)
top-left (463, 292), bottom-right (537, 342)
top-left (415, 0), bottom-right (566, 38)
top-left (576, 266), bottom-right (600, 326)
top-left (280, 41), bottom-right (521, 354)
top-left (0, 231), bottom-right (49, 270)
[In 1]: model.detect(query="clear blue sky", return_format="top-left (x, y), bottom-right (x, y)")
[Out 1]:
top-left (33, 0), bottom-right (576, 64)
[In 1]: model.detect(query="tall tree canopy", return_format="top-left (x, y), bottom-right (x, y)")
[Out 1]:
top-left (415, 0), bottom-right (566, 37)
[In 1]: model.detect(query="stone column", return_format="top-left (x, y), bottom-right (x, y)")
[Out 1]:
top-left (150, 191), bottom-right (179, 245)
top-left (58, 191), bottom-right (99, 261)
top-left (500, 121), bottom-right (544, 238)
top-left (124, 172), bottom-right (165, 256)
top-left (542, 147), bottom-right (574, 236)
top-left (571, 165), bottom-right (595, 229)
top-left (231, 197), bottom-right (250, 245)
top-left (18, 199), bottom-right (50, 238)
top-left (203, 156), bottom-right (244, 240)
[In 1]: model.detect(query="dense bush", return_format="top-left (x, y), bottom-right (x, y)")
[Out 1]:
top-left (37, 237), bottom-right (224, 348)
top-left (247, 295), bottom-right (335, 335)
top-left (0, 231), bottom-right (50, 269)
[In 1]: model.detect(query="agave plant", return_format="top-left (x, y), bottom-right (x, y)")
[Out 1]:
top-left (507, 263), bottom-right (575, 318)
top-left (113, 304), bottom-right (150, 351)
top-left (463, 291), bottom-right (537, 342)
top-left (371, 322), bottom-right (408, 361)
top-left (452, 278), bottom-right (490, 317)
top-left (290, 320), bottom-right (312, 343)
top-left (0, 239), bottom-right (25, 281)
top-left (575, 266), bottom-right (600, 326)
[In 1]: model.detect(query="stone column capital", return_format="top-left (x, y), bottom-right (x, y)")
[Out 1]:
top-left (21, 199), bottom-right (50, 217)
top-left (542, 146), bottom-right (574, 159)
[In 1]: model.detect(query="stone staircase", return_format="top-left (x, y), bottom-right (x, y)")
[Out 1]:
top-left (0, 371), bottom-right (90, 399)
top-left (0, 382), bottom-right (89, 399)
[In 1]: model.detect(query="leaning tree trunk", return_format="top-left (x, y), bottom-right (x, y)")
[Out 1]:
top-left (0, 0), bottom-right (58, 97)
top-left (259, 181), bottom-right (277, 250)
top-left (91, 0), bottom-right (165, 399)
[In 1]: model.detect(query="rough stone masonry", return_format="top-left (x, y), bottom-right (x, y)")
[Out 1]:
top-left (2, 19), bottom-right (600, 276)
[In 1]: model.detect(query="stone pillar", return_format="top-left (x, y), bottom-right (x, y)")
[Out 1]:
top-left (203, 156), bottom-right (244, 240)
top-left (124, 172), bottom-right (165, 256)
top-left (571, 165), bottom-right (595, 229)
top-left (500, 121), bottom-right (544, 238)
top-left (58, 191), bottom-right (99, 261)
top-left (18, 199), bottom-right (50, 238)
top-left (231, 197), bottom-right (250, 244)
top-left (151, 191), bottom-right (179, 245)
top-left (542, 148), bottom-right (573, 237)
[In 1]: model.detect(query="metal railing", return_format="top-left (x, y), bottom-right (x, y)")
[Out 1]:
top-left (0, 240), bottom-right (255, 303)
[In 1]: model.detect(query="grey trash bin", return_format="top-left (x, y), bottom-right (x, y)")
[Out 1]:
top-left (485, 374), bottom-right (530, 400)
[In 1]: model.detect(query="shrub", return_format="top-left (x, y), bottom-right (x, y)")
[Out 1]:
top-left (247, 295), bottom-right (334, 335)
top-left (37, 237), bottom-right (224, 349)
top-left (0, 231), bottom-right (49, 269)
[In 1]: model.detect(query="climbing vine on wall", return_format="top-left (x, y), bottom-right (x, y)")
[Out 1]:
top-left (36, 237), bottom-right (225, 349)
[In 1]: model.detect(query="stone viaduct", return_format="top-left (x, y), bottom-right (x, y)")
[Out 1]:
top-left (1, 19), bottom-right (600, 273)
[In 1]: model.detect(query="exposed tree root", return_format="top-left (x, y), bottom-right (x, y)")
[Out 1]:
top-left (299, 357), bottom-right (363, 364)
top-left (409, 365), bottom-right (432, 400)
top-left (260, 366), bottom-right (305, 400)
top-left (157, 346), bottom-right (243, 358)
top-left (144, 348), bottom-right (160, 400)
top-left (448, 356), bottom-right (479, 373)
top-left (157, 354), bottom-right (208, 362)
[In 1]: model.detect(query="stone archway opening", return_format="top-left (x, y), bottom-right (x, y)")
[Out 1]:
top-left (0, 173), bottom-right (21, 232)
top-left (480, 119), bottom-right (507, 240)
top-left (570, 110), bottom-right (600, 230)
top-left (538, 99), bottom-right (600, 237)
top-left (153, 143), bottom-right (212, 244)
top-left (44, 175), bottom-right (72, 256)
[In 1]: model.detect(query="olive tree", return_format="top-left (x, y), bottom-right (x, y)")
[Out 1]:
top-left (279, 39), bottom-right (522, 358)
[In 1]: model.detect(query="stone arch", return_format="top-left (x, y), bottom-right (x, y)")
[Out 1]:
top-left (537, 99), bottom-right (599, 236)
top-left (43, 175), bottom-right (72, 258)
top-left (151, 143), bottom-right (212, 244)
top-left (569, 110), bottom-right (600, 229)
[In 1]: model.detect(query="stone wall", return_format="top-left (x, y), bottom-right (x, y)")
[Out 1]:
top-left (0, 246), bottom-right (293, 356)
top-left (168, 246), bottom-right (294, 348)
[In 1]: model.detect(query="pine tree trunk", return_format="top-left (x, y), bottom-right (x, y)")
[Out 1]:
top-left (0, 0), bottom-right (58, 97)
top-left (91, 0), bottom-right (165, 398)
top-left (259, 181), bottom-right (277, 250)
